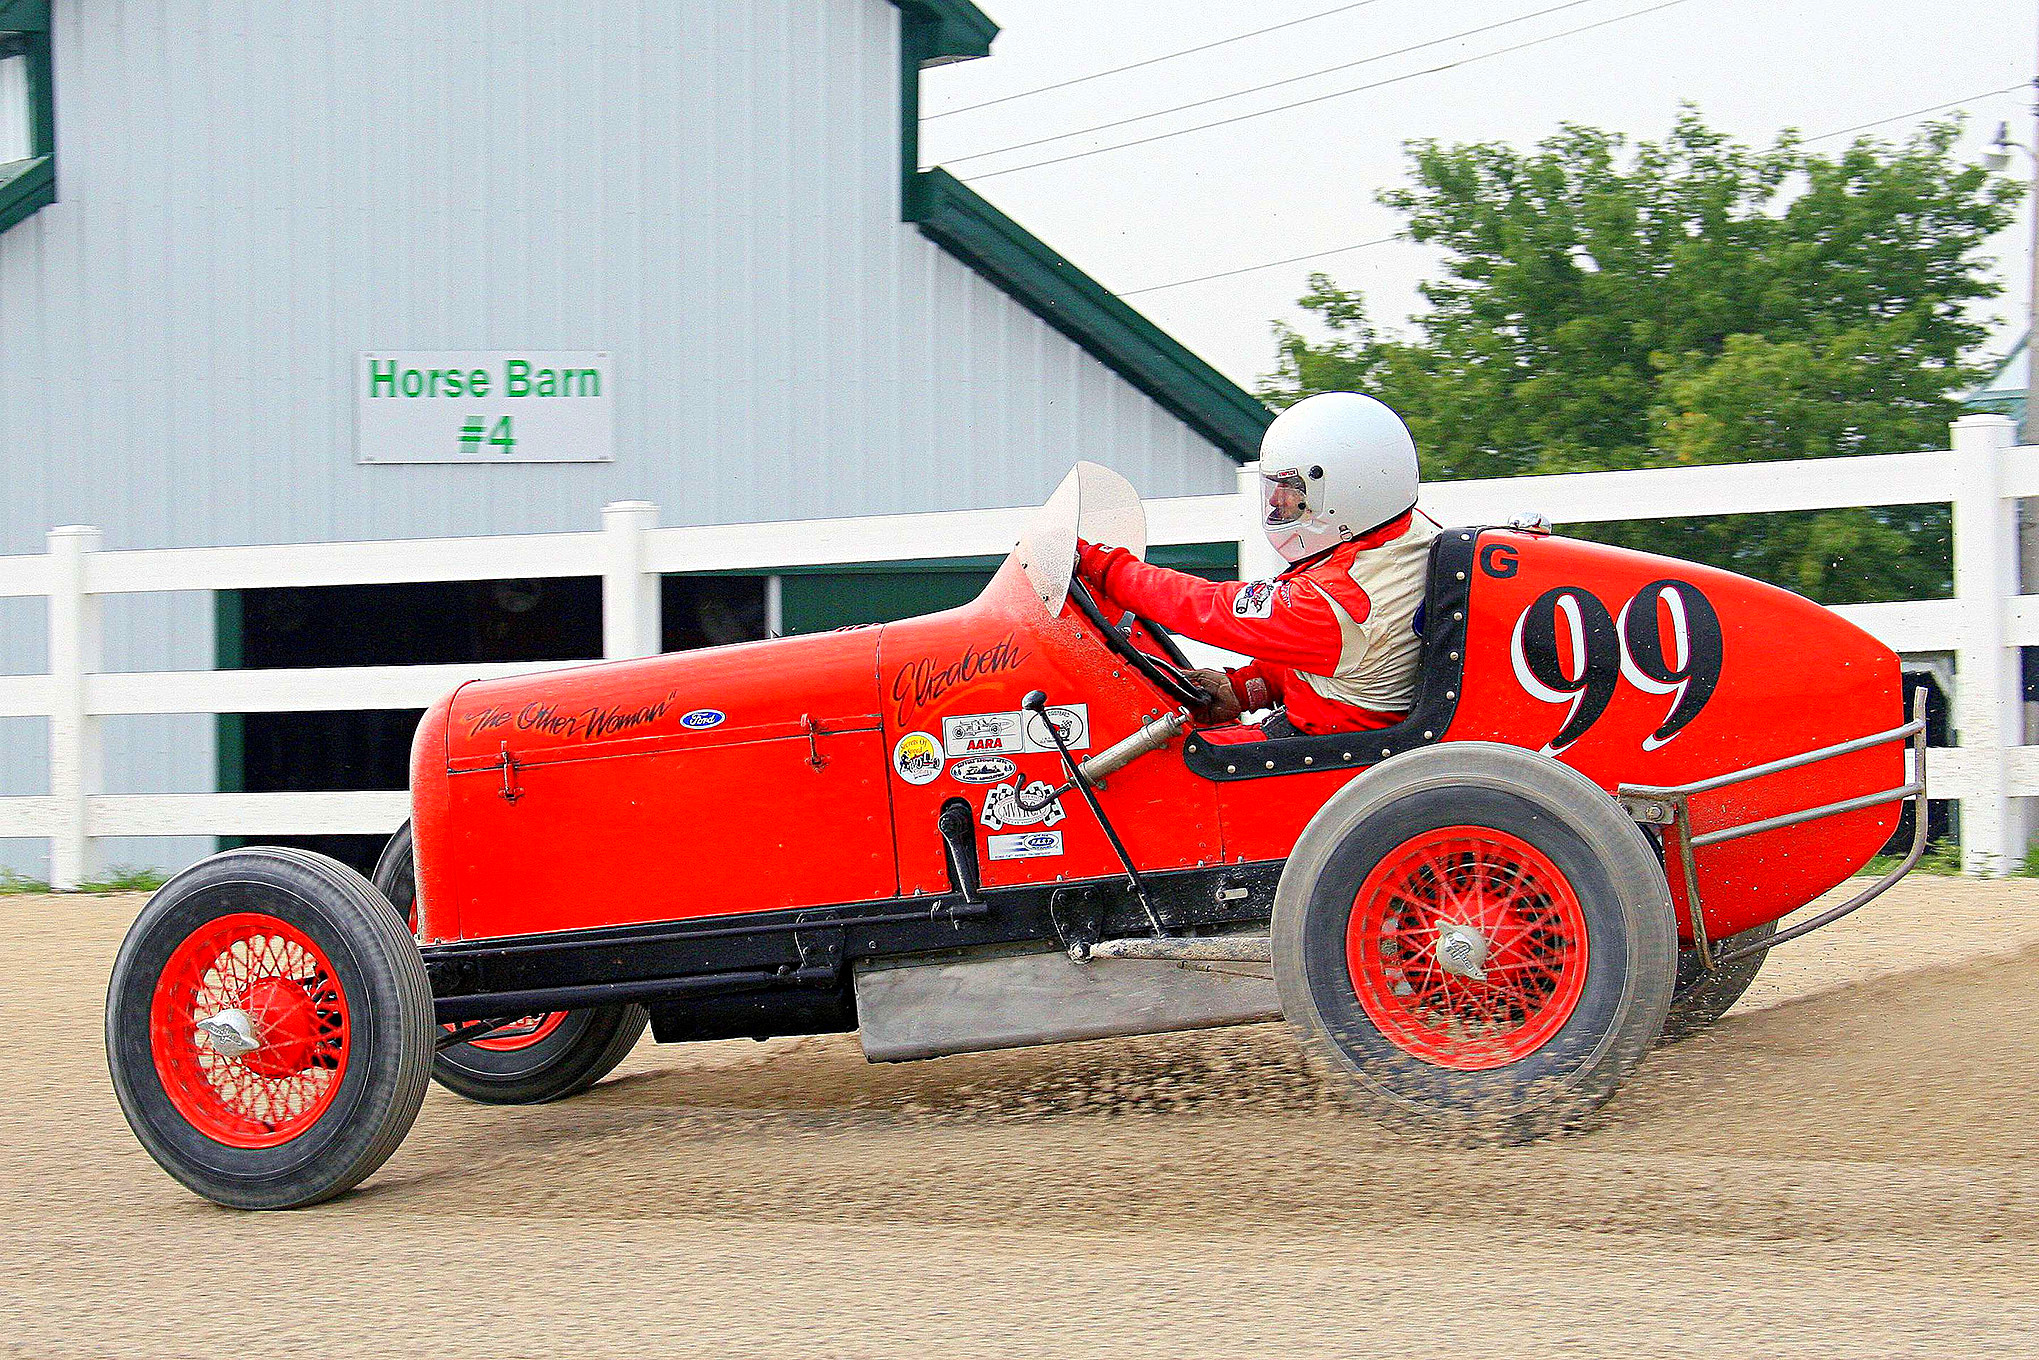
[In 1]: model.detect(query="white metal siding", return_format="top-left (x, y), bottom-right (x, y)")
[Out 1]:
top-left (0, 52), bottom-right (28, 165)
top-left (0, 0), bottom-right (1236, 560)
top-left (0, 0), bottom-right (1240, 876)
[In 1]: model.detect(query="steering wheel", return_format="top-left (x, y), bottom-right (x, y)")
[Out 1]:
top-left (1069, 574), bottom-right (1208, 710)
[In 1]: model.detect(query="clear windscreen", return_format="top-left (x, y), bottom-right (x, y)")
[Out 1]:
top-left (1014, 462), bottom-right (1147, 615)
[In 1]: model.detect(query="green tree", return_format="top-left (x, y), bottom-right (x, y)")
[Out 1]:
top-left (1262, 110), bottom-right (2018, 604)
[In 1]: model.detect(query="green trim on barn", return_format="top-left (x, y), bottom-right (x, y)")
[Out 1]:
top-left (889, 1), bottom-right (1271, 465)
top-left (892, 0), bottom-right (997, 225)
top-left (0, 2), bottom-right (55, 236)
top-left (0, 155), bottom-right (51, 235)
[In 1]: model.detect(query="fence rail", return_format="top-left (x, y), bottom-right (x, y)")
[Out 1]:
top-left (4, 415), bottom-right (2033, 886)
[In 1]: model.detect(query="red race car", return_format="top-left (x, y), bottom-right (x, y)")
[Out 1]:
top-left (107, 464), bottom-right (1926, 1208)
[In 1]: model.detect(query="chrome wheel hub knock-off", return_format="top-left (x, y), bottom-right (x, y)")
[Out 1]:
top-left (1434, 921), bottom-right (1491, 981)
top-left (194, 1008), bottom-right (261, 1058)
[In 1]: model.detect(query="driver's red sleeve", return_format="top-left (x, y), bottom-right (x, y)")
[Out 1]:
top-left (1225, 661), bottom-right (1285, 712)
top-left (1081, 546), bottom-right (1344, 674)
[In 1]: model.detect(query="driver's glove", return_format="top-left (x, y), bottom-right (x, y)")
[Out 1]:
top-left (1076, 539), bottom-right (1135, 595)
top-left (1186, 669), bottom-right (1243, 723)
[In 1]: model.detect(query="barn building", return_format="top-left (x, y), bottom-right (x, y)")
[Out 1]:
top-left (0, 0), bottom-right (1270, 878)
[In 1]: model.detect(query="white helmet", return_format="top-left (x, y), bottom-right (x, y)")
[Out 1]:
top-left (1257, 393), bottom-right (1419, 563)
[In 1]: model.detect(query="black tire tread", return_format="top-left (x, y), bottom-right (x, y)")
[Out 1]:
top-left (428, 1004), bottom-right (649, 1105)
top-left (1272, 742), bottom-right (1678, 1144)
top-left (1660, 919), bottom-right (1775, 1045)
top-left (105, 847), bottom-right (434, 1210)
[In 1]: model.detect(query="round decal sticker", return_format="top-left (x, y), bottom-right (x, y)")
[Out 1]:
top-left (892, 731), bottom-right (944, 785)
top-left (951, 755), bottom-right (1018, 784)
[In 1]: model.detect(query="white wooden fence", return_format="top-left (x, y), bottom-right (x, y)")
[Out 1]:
top-left (3, 414), bottom-right (2033, 887)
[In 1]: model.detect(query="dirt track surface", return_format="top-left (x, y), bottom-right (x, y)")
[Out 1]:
top-left (4, 879), bottom-right (2037, 1358)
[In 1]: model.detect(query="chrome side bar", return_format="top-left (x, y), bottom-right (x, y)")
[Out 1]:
top-left (1617, 690), bottom-right (1929, 974)
top-left (1087, 934), bottom-right (1273, 964)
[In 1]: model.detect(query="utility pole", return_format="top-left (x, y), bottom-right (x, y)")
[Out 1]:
top-left (2027, 54), bottom-right (2039, 446)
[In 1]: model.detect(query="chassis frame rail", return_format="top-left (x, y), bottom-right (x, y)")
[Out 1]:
top-left (1617, 690), bottom-right (1929, 974)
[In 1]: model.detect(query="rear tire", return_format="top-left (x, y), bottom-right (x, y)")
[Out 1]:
top-left (105, 847), bottom-right (434, 1209)
top-left (1660, 920), bottom-right (1775, 1044)
top-left (374, 822), bottom-right (647, 1105)
top-left (1273, 742), bottom-right (1677, 1143)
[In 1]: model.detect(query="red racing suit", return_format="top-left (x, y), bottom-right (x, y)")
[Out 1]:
top-left (1077, 511), bottom-right (1439, 735)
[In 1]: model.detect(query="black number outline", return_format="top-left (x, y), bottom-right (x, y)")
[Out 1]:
top-left (1509, 580), bottom-right (1723, 753)
top-left (1617, 579), bottom-right (1724, 751)
top-left (1508, 587), bottom-right (1621, 754)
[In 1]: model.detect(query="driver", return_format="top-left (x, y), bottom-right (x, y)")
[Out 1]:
top-left (1077, 392), bottom-right (1438, 738)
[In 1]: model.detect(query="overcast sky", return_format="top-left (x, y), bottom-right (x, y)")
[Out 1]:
top-left (919, 0), bottom-right (2039, 391)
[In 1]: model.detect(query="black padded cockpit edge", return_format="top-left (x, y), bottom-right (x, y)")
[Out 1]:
top-left (1180, 527), bottom-right (1483, 781)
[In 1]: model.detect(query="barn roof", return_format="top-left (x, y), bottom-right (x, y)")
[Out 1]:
top-left (891, 1), bottom-right (1272, 462)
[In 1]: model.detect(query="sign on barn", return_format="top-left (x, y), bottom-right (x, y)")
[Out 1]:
top-left (357, 351), bottom-right (614, 464)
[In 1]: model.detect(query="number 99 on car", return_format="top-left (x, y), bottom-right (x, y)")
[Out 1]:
top-left (1508, 579), bottom-right (1724, 756)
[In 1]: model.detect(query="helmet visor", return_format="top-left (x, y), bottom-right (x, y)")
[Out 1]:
top-left (1262, 469), bottom-right (1310, 527)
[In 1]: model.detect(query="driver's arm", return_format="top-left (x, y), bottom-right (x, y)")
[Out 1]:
top-left (1078, 541), bottom-right (1345, 676)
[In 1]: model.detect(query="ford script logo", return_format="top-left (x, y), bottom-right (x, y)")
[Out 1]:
top-left (680, 708), bottom-right (725, 730)
top-left (951, 755), bottom-right (1017, 784)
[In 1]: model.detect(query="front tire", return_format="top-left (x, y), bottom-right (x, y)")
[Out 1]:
top-left (105, 847), bottom-right (434, 1209)
top-left (1274, 743), bottom-right (1677, 1143)
top-left (374, 822), bottom-right (647, 1105)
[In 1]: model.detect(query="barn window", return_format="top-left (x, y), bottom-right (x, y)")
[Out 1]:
top-left (0, 3), bottom-right (55, 236)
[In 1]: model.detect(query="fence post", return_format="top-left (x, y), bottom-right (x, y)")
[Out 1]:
top-left (602, 501), bottom-right (661, 660)
top-left (47, 525), bottom-right (102, 890)
top-left (1950, 414), bottom-right (2025, 875)
top-left (1236, 462), bottom-right (1286, 581)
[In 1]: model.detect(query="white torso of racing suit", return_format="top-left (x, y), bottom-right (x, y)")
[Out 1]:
top-left (1081, 510), bottom-right (1440, 735)
top-left (1280, 511), bottom-right (1439, 722)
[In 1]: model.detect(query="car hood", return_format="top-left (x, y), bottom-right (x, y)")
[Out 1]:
top-left (441, 627), bottom-right (885, 771)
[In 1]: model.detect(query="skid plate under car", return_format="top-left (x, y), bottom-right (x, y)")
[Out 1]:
top-left (854, 944), bottom-right (1279, 1062)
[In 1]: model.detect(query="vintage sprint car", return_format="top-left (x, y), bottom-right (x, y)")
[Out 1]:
top-left (106, 464), bottom-right (1927, 1208)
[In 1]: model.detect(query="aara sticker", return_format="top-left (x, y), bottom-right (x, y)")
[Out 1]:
top-left (943, 711), bottom-right (1024, 756)
top-left (988, 830), bottom-right (1064, 861)
top-left (951, 755), bottom-right (1017, 784)
top-left (891, 731), bottom-right (944, 785)
top-left (680, 709), bottom-right (725, 730)
top-left (980, 779), bottom-right (1066, 830)
top-left (1233, 580), bottom-right (1278, 619)
top-left (943, 706), bottom-right (1090, 757)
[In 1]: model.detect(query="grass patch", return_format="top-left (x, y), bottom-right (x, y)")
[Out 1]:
top-left (76, 866), bottom-right (169, 894)
top-left (1860, 841), bottom-right (2039, 878)
top-left (0, 865), bottom-right (168, 895)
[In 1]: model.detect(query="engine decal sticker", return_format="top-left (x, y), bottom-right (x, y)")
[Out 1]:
top-left (1232, 579), bottom-right (1278, 619)
top-left (680, 708), bottom-right (725, 730)
top-left (951, 755), bottom-right (1018, 784)
top-left (943, 705), bottom-right (1090, 757)
top-left (1022, 704), bottom-right (1088, 753)
top-left (890, 631), bottom-right (1031, 725)
top-left (987, 830), bottom-right (1064, 860)
top-left (979, 780), bottom-right (1067, 830)
top-left (892, 731), bottom-right (945, 785)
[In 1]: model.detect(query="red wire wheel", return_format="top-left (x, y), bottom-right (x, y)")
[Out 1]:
top-left (456, 1012), bottom-right (569, 1051)
top-left (1346, 825), bottom-right (1590, 1071)
top-left (148, 911), bottom-right (351, 1148)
